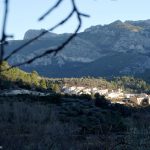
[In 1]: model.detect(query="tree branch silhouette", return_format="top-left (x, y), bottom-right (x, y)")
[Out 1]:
top-left (0, 0), bottom-right (10, 65)
top-left (4, 9), bottom-right (75, 61)
top-left (1, 0), bottom-right (89, 71)
top-left (38, 0), bottom-right (63, 21)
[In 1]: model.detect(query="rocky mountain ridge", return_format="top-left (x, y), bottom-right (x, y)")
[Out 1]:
top-left (5, 19), bottom-right (150, 80)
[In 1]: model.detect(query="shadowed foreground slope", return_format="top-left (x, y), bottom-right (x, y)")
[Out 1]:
top-left (0, 94), bottom-right (150, 150)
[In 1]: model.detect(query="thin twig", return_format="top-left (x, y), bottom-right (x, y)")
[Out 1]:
top-left (7, 0), bottom-right (83, 69)
top-left (2, 0), bottom-right (89, 72)
top-left (38, 0), bottom-right (63, 21)
top-left (4, 9), bottom-right (75, 61)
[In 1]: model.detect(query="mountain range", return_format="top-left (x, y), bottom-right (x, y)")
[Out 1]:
top-left (5, 19), bottom-right (150, 81)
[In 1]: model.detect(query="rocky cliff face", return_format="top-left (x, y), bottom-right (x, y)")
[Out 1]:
top-left (5, 20), bottom-right (150, 80)
top-left (23, 29), bottom-right (58, 40)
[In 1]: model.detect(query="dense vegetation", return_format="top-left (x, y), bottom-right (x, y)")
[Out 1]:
top-left (0, 61), bottom-right (150, 94)
top-left (0, 61), bottom-right (41, 89)
top-left (112, 76), bottom-right (150, 93)
top-left (49, 76), bottom-right (150, 94)
top-left (0, 62), bottom-right (59, 92)
top-left (0, 93), bottom-right (150, 149)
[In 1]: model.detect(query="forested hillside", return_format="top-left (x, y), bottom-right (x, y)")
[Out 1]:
top-left (0, 62), bottom-right (46, 90)
top-left (0, 62), bottom-right (150, 94)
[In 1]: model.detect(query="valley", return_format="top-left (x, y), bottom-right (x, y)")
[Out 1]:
top-left (1, 19), bottom-right (150, 149)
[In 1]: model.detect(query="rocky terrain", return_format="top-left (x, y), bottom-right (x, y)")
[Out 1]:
top-left (5, 19), bottom-right (150, 80)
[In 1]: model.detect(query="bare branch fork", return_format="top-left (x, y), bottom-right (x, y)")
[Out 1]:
top-left (0, 0), bottom-right (89, 71)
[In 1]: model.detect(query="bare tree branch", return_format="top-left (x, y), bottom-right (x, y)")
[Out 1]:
top-left (0, 0), bottom-right (89, 72)
top-left (4, 9), bottom-right (75, 61)
top-left (7, 0), bottom-right (89, 69)
top-left (38, 0), bottom-right (63, 21)
top-left (0, 0), bottom-right (9, 65)
top-left (4, 0), bottom-right (89, 63)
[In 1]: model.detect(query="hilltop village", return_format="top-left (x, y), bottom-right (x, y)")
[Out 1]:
top-left (1, 85), bottom-right (150, 106)
top-left (62, 85), bottom-right (150, 106)
top-left (0, 61), bottom-right (150, 106)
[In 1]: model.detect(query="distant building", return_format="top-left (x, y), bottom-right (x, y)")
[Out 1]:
top-left (111, 101), bottom-right (125, 105)
top-left (130, 93), bottom-right (149, 105)
top-left (82, 88), bottom-right (91, 95)
top-left (107, 89), bottom-right (124, 99)
top-left (62, 86), bottom-right (150, 106)
top-left (124, 94), bottom-right (137, 99)
top-left (97, 89), bottom-right (108, 95)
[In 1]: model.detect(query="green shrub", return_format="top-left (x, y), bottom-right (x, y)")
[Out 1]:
top-left (94, 93), bottom-right (110, 108)
top-left (42, 94), bottom-right (62, 104)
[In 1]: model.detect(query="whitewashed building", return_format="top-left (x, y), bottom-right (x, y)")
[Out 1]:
top-left (98, 89), bottom-right (109, 95)
top-left (106, 88), bottom-right (124, 99)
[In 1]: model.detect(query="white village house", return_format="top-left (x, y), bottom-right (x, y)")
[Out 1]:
top-left (106, 89), bottom-right (124, 99)
top-left (62, 86), bottom-right (109, 96)
top-left (136, 94), bottom-right (150, 105)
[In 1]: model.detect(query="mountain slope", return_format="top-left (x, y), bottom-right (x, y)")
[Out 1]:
top-left (5, 19), bottom-right (150, 80)
top-left (0, 62), bottom-right (43, 90)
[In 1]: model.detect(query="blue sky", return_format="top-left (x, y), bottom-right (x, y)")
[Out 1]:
top-left (0, 0), bottom-right (150, 39)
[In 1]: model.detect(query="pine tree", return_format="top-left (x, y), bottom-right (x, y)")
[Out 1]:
top-left (40, 79), bottom-right (47, 89)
